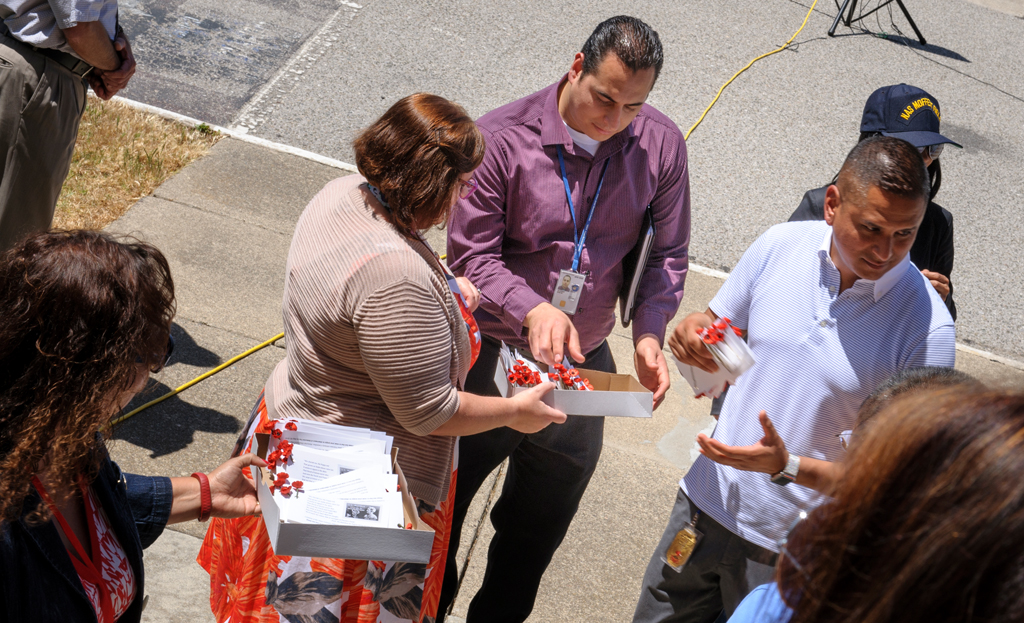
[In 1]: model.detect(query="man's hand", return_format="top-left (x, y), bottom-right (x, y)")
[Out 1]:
top-left (921, 269), bottom-right (950, 301)
top-left (454, 276), bottom-right (481, 312)
top-left (696, 411), bottom-right (788, 475)
top-left (524, 302), bottom-right (584, 366)
top-left (87, 73), bottom-right (113, 99)
top-left (667, 310), bottom-right (717, 373)
top-left (634, 335), bottom-right (669, 409)
top-left (92, 33), bottom-right (136, 100)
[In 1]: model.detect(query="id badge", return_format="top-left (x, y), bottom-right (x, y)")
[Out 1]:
top-left (551, 269), bottom-right (586, 315)
top-left (662, 521), bottom-right (704, 572)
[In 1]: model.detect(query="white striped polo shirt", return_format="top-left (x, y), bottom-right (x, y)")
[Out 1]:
top-left (681, 220), bottom-right (956, 552)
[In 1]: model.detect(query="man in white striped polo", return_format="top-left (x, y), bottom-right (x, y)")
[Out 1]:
top-left (632, 136), bottom-right (956, 623)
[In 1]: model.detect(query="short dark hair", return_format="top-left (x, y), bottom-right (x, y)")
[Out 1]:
top-left (354, 93), bottom-right (485, 233)
top-left (859, 130), bottom-right (942, 201)
top-left (581, 16), bottom-right (664, 84)
top-left (837, 135), bottom-right (930, 206)
top-left (858, 366), bottom-right (978, 425)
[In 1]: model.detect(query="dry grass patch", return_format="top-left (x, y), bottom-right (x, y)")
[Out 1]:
top-left (54, 96), bottom-right (222, 230)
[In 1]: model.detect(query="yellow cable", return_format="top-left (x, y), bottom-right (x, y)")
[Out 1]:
top-left (111, 332), bottom-right (285, 426)
top-left (114, 5), bottom-right (817, 424)
top-left (685, 0), bottom-right (819, 141)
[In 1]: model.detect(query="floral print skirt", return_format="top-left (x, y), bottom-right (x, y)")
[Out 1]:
top-left (198, 392), bottom-right (457, 623)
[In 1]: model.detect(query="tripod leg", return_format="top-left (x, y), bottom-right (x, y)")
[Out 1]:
top-left (829, 0), bottom-right (853, 37)
top-left (894, 0), bottom-right (927, 45)
top-left (844, 0), bottom-right (859, 25)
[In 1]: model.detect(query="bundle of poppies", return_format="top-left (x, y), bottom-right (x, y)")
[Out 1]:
top-left (507, 359), bottom-right (593, 391)
top-left (266, 422), bottom-right (303, 496)
top-left (697, 317), bottom-right (750, 374)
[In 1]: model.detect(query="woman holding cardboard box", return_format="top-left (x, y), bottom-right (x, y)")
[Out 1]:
top-left (200, 93), bottom-right (566, 623)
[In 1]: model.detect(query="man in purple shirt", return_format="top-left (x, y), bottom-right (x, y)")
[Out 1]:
top-left (440, 16), bottom-right (690, 623)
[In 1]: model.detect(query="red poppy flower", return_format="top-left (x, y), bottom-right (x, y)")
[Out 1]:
top-left (271, 429), bottom-right (283, 439)
top-left (285, 422), bottom-right (298, 431)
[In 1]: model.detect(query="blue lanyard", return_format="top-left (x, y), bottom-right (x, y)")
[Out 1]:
top-left (557, 145), bottom-right (610, 272)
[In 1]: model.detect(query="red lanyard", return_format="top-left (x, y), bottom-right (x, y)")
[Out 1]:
top-left (32, 476), bottom-right (115, 623)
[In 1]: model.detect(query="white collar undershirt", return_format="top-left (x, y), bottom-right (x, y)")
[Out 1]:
top-left (563, 120), bottom-right (602, 156)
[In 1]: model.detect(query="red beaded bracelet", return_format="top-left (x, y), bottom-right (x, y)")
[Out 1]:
top-left (190, 472), bottom-right (212, 522)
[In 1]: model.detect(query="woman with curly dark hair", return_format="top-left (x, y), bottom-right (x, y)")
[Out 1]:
top-left (728, 387), bottom-right (1024, 623)
top-left (0, 230), bottom-right (266, 623)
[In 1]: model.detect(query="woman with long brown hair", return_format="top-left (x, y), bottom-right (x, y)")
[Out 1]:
top-left (729, 388), bottom-right (1024, 622)
top-left (0, 230), bottom-right (265, 623)
top-left (199, 93), bottom-right (566, 623)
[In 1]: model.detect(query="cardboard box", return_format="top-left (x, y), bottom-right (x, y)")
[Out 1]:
top-left (493, 343), bottom-right (653, 418)
top-left (250, 433), bottom-right (435, 563)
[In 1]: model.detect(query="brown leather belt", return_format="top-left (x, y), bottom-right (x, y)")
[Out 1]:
top-left (34, 43), bottom-right (94, 77)
top-left (0, 27), bottom-right (94, 77)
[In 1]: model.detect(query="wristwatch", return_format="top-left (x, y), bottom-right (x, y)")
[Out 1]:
top-left (770, 454), bottom-right (800, 486)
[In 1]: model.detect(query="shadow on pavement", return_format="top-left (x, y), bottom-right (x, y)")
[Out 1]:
top-left (113, 381), bottom-right (240, 458)
top-left (881, 35), bottom-right (971, 62)
top-left (169, 322), bottom-right (221, 368)
top-left (823, 28), bottom-right (970, 63)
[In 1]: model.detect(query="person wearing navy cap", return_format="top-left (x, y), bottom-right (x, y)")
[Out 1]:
top-left (790, 84), bottom-right (961, 319)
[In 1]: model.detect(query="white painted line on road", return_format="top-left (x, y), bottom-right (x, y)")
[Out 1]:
top-left (954, 343), bottom-right (1024, 372)
top-left (110, 96), bottom-right (358, 172)
top-left (230, 1), bottom-right (362, 133)
top-left (108, 94), bottom-right (1024, 374)
top-left (688, 263), bottom-right (730, 280)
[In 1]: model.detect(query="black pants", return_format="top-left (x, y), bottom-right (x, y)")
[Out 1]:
top-left (437, 336), bottom-right (615, 623)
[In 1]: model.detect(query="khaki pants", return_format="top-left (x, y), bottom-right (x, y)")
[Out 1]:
top-left (0, 34), bottom-right (87, 251)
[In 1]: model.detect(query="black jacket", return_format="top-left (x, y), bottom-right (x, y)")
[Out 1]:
top-left (789, 185), bottom-right (956, 320)
top-left (0, 453), bottom-right (172, 623)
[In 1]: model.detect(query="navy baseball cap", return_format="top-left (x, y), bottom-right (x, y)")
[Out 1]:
top-left (860, 84), bottom-right (962, 149)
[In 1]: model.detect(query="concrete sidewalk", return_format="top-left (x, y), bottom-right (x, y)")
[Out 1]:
top-left (107, 137), bottom-right (1024, 623)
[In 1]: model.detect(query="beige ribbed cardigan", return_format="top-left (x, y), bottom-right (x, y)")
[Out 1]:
top-left (265, 174), bottom-right (470, 505)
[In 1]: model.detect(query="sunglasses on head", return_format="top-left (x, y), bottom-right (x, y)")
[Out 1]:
top-left (458, 178), bottom-right (478, 199)
top-left (918, 143), bottom-right (944, 160)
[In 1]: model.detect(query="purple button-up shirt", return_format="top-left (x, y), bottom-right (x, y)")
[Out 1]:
top-left (447, 77), bottom-right (691, 355)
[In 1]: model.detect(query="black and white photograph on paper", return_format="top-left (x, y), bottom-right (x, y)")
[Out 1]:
top-left (346, 503), bottom-right (381, 521)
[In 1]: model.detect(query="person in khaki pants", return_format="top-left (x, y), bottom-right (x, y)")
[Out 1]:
top-left (0, 0), bottom-right (136, 251)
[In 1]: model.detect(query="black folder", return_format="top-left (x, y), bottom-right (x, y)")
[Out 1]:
top-left (619, 206), bottom-right (656, 328)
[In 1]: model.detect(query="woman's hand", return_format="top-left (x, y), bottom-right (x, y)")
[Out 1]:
top-left (668, 310), bottom-right (718, 373)
top-left (921, 269), bottom-right (950, 301)
top-left (507, 382), bottom-right (567, 433)
top-left (168, 453), bottom-right (267, 523)
top-left (455, 276), bottom-right (481, 312)
top-left (208, 453), bottom-right (267, 518)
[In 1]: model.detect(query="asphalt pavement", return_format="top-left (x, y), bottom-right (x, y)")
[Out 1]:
top-left (118, 0), bottom-right (1024, 363)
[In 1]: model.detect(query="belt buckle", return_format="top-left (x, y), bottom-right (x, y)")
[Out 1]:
top-left (73, 59), bottom-right (94, 78)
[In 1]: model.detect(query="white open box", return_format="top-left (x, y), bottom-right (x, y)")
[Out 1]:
top-left (493, 343), bottom-right (652, 418)
top-left (250, 433), bottom-right (435, 563)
